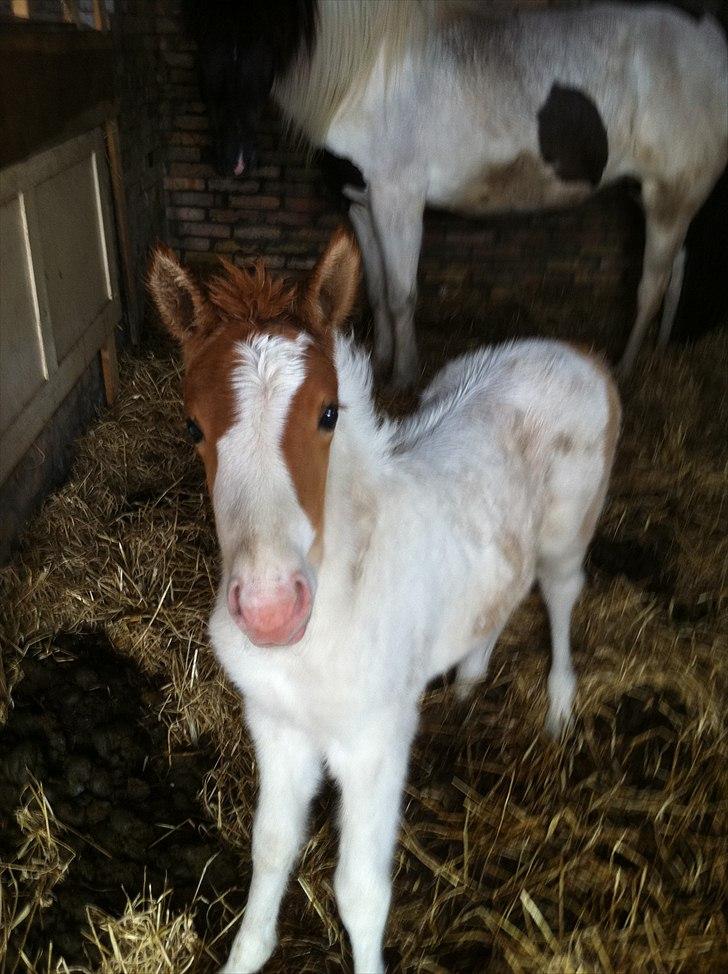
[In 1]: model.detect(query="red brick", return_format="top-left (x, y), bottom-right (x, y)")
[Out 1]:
top-left (179, 222), bottom-right (231, 239)
top-left (286, 196), bottom-right (327, 213)
top-left (209, 209), bottom-right (241, 222)
top-left (265, 211), bottom-right (312, 227)
top-left (229, 194), bottom-right (280, 210)
top-left (234, 226), bottom-right (281, 241)
top-left (164, 177), bottom-right (206, 191)
top-left (207, 177), bottom-right (260, 193)
top-left (166, 206), bottom-right (205, 222)
top-left (253, 165), bottom-right (282, 179)
top-left (179, 237), bottom-right (211, 251)
top-left (171, 191), bottom-right (213, 207)
top-left (212, 240), bottom-right (240, 253)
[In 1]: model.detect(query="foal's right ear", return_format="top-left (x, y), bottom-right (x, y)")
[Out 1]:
top-left (148, 244), bottom-right (208, 344)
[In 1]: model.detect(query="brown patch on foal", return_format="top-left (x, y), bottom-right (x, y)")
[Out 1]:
top-left (281, 338), bottom-right (339, 543)
top-left (554, 432), bottom-right (574, 454)
top-left (473, 529), bottom-right (530, 639)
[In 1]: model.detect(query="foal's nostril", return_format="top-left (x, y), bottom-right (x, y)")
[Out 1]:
top-left (292, 573), bottom-right (311, 609)
top-left (227, 579), bottom-right (244, 620)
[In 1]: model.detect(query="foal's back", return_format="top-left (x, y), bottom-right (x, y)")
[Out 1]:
top-left (405, 339), bottom-right (619, 558)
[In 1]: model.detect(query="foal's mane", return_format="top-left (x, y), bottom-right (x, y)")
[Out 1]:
top-left (275, 0), bottom-right (437, 145)
top-left (206, 260), bottom-right (298, 328)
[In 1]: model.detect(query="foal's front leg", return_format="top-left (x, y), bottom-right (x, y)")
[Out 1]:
top-left (330, 712), bottom-right (418, 973)
top-left (223, 706), bottom-right (322, 973)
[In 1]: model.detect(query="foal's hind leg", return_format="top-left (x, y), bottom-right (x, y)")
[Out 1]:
top-left (618, 184), bottom-right (692, 377)
top-left (538, 552), bottom-right (585, 737)
top-left (454, 629), bottom-right (501, 702)
top-left (346, 186), bottom-right (393, 379)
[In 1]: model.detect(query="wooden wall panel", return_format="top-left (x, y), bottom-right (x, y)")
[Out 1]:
top-left (0, 128), bottom-right (121, 485)
top-left (35, 153), bottom-right (112, 361)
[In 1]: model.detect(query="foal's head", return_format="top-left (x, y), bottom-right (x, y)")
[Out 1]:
top-left (149, 230), bottom-right (360, 646)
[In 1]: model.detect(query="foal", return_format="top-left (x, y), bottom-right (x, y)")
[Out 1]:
top-left (149, 230), bottom-right (620, 973)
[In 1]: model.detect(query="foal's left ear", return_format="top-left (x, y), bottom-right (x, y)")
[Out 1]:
top-left (304, 228), bottom-right (361, 334)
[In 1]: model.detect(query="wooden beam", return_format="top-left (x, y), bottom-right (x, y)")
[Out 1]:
top-left (92, 0), bottom-right (110, 31)
top-left (104, 118), bottom-right (140, 344)
top-left (100, 331), bottom-right (119, 405)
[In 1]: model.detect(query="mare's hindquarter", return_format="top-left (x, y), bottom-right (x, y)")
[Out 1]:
top-left (211, 340), bottom-right (617, 742)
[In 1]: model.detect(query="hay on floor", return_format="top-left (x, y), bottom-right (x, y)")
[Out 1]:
top-left (1, 325), bottom-right (727, 972)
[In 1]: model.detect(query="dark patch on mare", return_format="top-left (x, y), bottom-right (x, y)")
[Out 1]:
top-left (538, 83), bottom-right (608, 186)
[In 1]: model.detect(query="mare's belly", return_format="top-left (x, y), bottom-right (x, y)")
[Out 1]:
top-left (430, 151), bottom-right (594, 216)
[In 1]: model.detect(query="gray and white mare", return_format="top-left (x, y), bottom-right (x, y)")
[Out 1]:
top-left (271, 1), bottom-right (727, 385)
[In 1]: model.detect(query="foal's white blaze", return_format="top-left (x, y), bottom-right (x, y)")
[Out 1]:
top-left (214, 333), bottom-right (317, 646)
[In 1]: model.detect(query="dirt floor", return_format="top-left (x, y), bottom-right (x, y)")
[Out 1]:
top-left (1, 300), bottom-right (726, 972)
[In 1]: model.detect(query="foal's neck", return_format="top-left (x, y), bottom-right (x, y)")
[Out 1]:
top-left (322, 338), bottom-right (392, 558)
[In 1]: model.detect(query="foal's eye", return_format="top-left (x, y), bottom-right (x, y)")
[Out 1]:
top-left (318, 403), bottom-right (338, 432)
top-left (186, 418), bottom-right (203, 444)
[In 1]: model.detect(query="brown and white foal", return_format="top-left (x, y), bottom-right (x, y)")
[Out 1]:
top-left (149, 230), bottom-right (619, 973)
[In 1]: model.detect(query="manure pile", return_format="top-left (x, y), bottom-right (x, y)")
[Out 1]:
top-left (1, 327), bottom-right (726, 973)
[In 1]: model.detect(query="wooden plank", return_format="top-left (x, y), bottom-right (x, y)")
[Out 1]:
top-left (0, 25), bottom-right (117, 169)
top-left (104, 119), bottom-right (140, 344)
top-left (100, 330), bottom-right (119, 404)
top-left (92, 0), bottom-right (110, 31)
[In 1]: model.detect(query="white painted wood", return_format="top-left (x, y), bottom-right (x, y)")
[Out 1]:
top-left (0, 192), bottom-right (47, 432)
top-left (0, 128), bottom-right (121, 484)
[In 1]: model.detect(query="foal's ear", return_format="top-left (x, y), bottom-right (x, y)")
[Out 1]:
top-left (304, 228), bottom-right (361, 334)
top-left (148, 244), bottom-right (208, 344)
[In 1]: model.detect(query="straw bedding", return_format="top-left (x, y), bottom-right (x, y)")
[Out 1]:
top-left (1, 320), bottom-right (726, 972)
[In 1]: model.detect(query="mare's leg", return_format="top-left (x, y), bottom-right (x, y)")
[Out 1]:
top-left (539, 552), bottom-right (585, 738)
top-left (367, 182), bottom-right (426, 390)
top-left (657, 246), bottom-right (686, 348)
top-left (346, 185), bottom-right (393, 379)
top-left (223, 708), bottom-right (322, 974)
top-left (454, 628), bottom-right (502, 702)
top-left (618, 182), bottom-right (692, 377)
top-left (330, 711), bottom-right (418, 973)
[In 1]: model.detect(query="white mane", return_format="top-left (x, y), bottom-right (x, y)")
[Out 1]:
top-left (274, 0), bottom-right (436, 145)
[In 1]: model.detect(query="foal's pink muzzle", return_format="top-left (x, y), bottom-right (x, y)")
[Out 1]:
top-left (227, 573), bottom-right (312, 647)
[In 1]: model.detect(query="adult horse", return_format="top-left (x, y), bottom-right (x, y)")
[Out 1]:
top-left (191, 0), bottom-right (728, 385)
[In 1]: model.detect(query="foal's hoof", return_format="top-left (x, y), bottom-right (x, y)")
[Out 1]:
top-left (221, 927), bottom-right (276, 974)
top-left (545, 707), bottom-right (573, 740)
